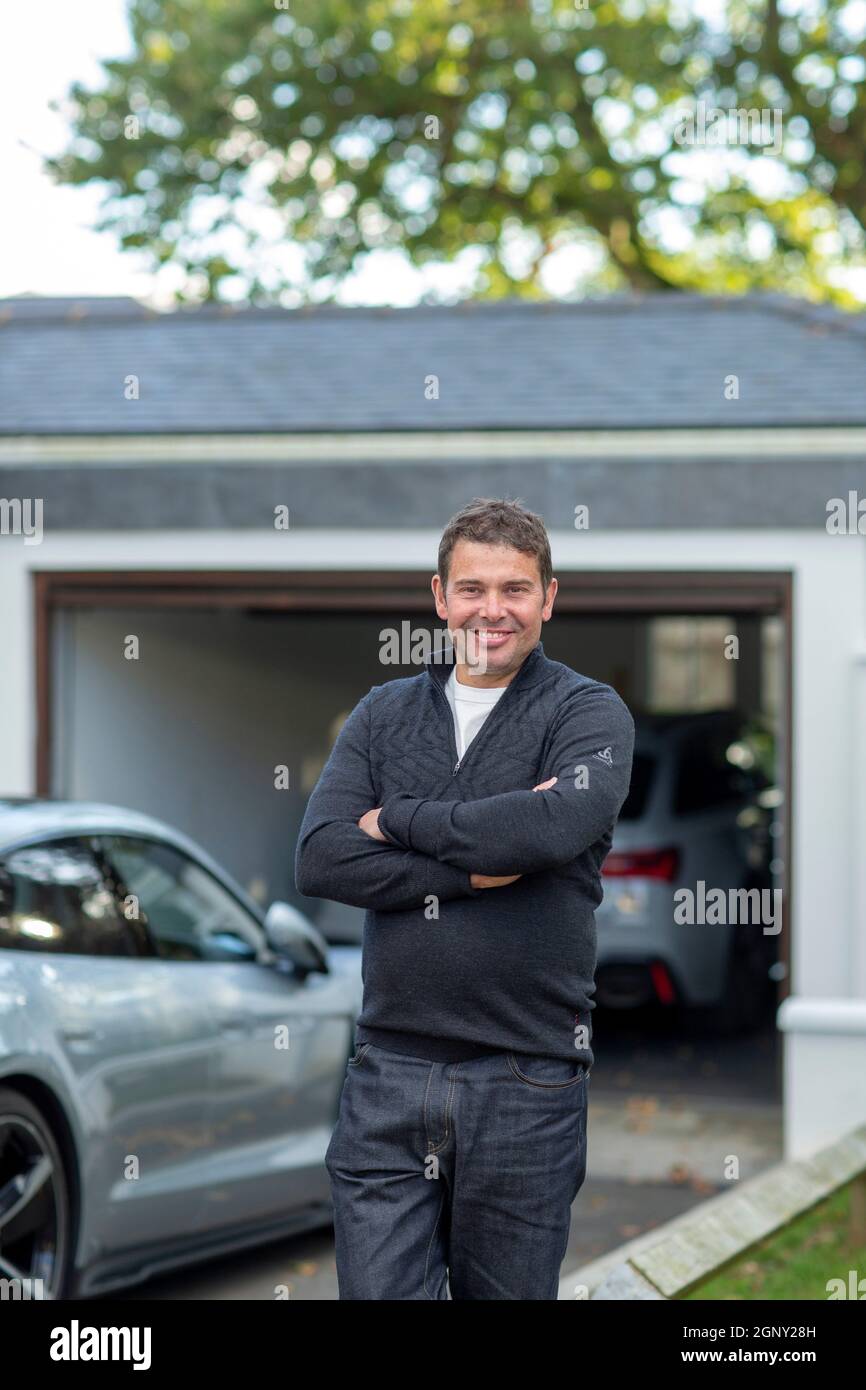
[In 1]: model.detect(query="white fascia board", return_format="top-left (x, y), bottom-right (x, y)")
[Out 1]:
top-left (2, 428), bottom-right (866, 465)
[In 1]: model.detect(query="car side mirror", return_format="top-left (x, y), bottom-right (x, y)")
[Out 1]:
top-left (263, 900), bottom-right (330, 976)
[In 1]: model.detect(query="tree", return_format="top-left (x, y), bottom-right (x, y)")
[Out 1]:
top-left (44, 0), bottom-right (866, 306)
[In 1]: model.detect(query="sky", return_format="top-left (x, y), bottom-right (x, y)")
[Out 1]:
top-left (2, 0), bottom-right (864, 308)
top-left (0, 2), bottom-right (151, 301)
top-left (0, 0), bottom-right (474, 306)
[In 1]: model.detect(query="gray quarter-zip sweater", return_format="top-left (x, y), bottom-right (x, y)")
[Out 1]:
top-left (294, 640), bottom-right (635, 1067)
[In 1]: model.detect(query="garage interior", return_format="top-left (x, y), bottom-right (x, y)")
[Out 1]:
top-left (38, 572), bottom-right (789, 1009)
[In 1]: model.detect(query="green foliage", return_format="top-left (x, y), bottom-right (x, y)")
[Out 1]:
top-left (44, 0), bottom-right (866, 304)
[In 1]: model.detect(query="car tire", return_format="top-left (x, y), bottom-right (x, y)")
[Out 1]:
top-left (0, 1087), bottom-right (74, 1300)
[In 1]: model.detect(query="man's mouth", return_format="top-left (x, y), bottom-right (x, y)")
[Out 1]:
top-left (471, 629), bottom-right (515, 648)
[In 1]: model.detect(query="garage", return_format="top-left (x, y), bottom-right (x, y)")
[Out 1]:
top-left (3, 291), bottom-right (866, 1169)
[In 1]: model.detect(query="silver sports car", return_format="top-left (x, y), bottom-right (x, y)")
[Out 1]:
top-left (0, 798), bottom-right (362, 1300)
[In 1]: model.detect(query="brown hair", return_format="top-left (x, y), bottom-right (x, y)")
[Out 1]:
top-left (437, 497), bottom-right (553, 593)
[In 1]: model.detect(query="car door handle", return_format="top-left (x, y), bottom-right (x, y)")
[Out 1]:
top-left (218, 1017), bottom-right (248, 1037)
top-left (60, 1028), bottom-right (102, 1050)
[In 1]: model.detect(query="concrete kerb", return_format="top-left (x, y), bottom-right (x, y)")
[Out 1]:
top-left (559, 1120), bottom-right (866, 1300)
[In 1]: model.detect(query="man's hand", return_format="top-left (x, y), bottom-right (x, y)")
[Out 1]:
top-left (358, 807), bottom-right (387, 841)
top-left (469, 777), bottom-right (557, 888)
top-left (470, 872), bottom-right (523, 888)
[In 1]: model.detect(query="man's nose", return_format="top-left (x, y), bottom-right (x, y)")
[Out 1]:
top-left (478, 593), bottom-right (505, 621)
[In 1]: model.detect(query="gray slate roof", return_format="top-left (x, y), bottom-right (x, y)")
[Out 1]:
top-left (1, 291), bottom-right (864, 434)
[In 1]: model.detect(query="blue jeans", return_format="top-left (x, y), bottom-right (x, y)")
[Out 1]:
top-left (324, 1041), bottom-right (589, 1300)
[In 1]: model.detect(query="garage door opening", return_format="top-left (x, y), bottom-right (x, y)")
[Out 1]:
top-left (35, 569), bottom-right (791, 1067)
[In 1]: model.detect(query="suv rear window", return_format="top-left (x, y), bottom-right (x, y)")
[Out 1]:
top-left (674, 726), bottom-right (747, 814)
top-left (618, 752), bottom-right (654, 820)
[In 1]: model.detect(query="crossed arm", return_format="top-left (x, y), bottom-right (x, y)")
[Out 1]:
top-left (295, 684), bottom-right (634, 910)
top-left (358, 781), bottom-right (556, 887)
top-left (370, 686), bottom-right (635, 878)
top-left (294, 691), bottom-right (487, 912)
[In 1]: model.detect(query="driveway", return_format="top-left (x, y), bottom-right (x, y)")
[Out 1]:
top-left (109, 1010), bottom-right (783, 1301)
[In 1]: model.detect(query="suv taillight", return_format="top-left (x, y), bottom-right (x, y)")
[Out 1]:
top-left (602, 848), bottom-right (680, 882)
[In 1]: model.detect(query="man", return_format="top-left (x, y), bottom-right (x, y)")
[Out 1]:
top-left (295, 497), bottom-right (635, 1300)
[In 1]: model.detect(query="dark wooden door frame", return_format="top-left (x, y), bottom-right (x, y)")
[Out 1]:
top-left (33, 566), bottom-right (794, 1024)
top-left (35, 567), bottom-right (790, 613)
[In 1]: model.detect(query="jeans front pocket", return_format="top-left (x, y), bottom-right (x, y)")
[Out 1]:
top-left (507, 1052), bottom-right (587, 1088)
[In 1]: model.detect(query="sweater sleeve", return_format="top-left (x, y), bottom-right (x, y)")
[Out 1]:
top-left (294, 690), bottom-right (483, 912)
top-left (376, 684), bottom-right (635, 876)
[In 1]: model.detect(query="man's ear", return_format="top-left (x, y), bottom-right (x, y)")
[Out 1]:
top-left (431, 572), bottom-right (448, 620)
top-left (542, 576), bottom-right (558, 621)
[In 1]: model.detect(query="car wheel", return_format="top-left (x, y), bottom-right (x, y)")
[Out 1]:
top-left (0, 1088), bottom-right (74, 1300)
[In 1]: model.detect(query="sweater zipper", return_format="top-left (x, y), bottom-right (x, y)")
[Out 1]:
top-left (430, 679), bottom-right (463, 774)
top-left (430, 665), bottom-right (526, 779)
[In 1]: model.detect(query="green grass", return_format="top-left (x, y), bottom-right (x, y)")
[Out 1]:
top-left (685, 1183), bottom-right (866, 1300)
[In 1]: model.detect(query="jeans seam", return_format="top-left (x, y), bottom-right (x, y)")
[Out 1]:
top-left (424, 1061), bottom-right (461, 1153)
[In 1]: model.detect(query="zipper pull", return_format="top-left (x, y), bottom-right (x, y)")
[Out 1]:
top-left (452, 760), bottom-right (461, 775)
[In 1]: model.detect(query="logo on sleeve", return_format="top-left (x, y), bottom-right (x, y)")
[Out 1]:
top-left (593, 746), bottom-right (614, 766)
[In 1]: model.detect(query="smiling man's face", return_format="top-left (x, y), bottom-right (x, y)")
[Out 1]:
top-left (431, 539), bottom-right (558, 686)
